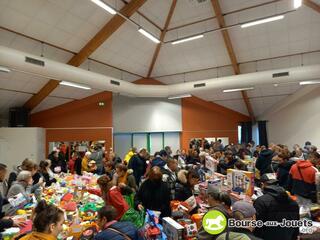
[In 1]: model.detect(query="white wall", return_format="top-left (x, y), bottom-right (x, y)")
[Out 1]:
top-left (263, 87), bottom-right (320, 148)
top-left (113, 95), bottom-right (182, 132)
top-left (0, 127), bottom-right (45, 172)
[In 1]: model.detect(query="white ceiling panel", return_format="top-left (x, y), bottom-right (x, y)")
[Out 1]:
top-left (213, 99), bottom-right (248, 116)
top-left (91, 22), bottom-right (158, 76)
top-left (169, 0), bottom-right (214, 29)
top-left (32, 96), bottom-right (73, 114)
top-left (139, 0), bottom-right (172, 29)
top-left (49, 85), bottom-right (101, 100)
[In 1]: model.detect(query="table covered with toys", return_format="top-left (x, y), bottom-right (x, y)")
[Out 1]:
top-left (2, 169), bottom-right (320, 240)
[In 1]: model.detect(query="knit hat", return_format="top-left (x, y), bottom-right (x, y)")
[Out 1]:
top-left (232, 200), bottom-right (256, 218)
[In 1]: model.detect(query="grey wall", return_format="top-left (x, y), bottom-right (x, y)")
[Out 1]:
top-left (113, 95), bottom-right (182, 133)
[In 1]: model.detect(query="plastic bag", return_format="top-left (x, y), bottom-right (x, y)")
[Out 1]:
top-left (121, 207), bottom-right (145, 228)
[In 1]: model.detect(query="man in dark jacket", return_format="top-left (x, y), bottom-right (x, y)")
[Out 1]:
top-left (255, 149), bottom-right (274, 176)
top-left (95, 205), bottom-right (138, 240)
top-left (253, 173), bottom-right (299, 240)
top-left (128, 148), bottom-right (147, 185)
top-left (288, 159), bottom-right (318, 204)
top-left (276, 149), bottom-right (295, 190)
top-left (152, 150), bottom-right (168, 168)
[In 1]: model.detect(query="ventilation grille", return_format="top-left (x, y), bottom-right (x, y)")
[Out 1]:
top-left (110, 80), bottom-right (120, 86)
top-left (194, 83), bottom-right (206, 88)
top-left (272, 72), bottom-right (289, 78)
top-left (25, 57), bottom-right (45, 66)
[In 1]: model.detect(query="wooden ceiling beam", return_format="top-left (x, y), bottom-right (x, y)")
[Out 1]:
top-left (303, 0), bottom-right (320, 13)
top-left (146, 0), bottom-right (177, 78)
top-left (24, 0), bottom-right (147, 111)
top-left (211, 0), bottom-right (255, 122)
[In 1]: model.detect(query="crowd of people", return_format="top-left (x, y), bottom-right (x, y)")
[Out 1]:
top-left (0, 139), bottom-right (319, 239)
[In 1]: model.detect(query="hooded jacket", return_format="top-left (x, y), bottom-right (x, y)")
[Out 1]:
top-left (253, 184), bottom-right (299, 240)
top-left (277, 160), bottom-right (295, 190)
top-left (288, 160), bottom-right (317, 199)
top-left (255, 149), bottom-right (274, 176)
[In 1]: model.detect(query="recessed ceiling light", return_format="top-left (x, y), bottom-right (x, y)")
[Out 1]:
top-left (299, 80), bottom-right (320, 85)
top-left (91, 0), bottom-right (117, 15)
top-left (138, 28), bottom-right (160, 43)
top-left (223, 87), bottom-right (254, 93)
top-left (171, 34), bottom-right (204, 45)
top-left (241, 15), bottom-right (284, 28)
top-left (60, 81), bottom-right (91, 90)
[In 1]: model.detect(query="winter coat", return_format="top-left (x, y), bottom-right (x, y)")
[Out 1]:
top-left (128, 154), bottom-right (146, 184)
top-left (288, 160), bottom-right (318, 200)
top-left (161, 165), bottom-right (177, 200)
top-left (175, 170), bottom-right (193, 201)
top-left (277, 160), bottom-right (295, 190)
top-left (88, 186), bottom-right (129, 220)
top-left (253, 184), bottom-right (299, 240)
top-left (135, 179), bottom-right (171, 219)
top-left (94, 221), bottom-right (139, 240)
top-left (255, 149), bottom-right (274, 176)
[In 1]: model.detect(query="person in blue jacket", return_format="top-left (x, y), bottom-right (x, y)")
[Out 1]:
top-left (94, 205), bottom-right (139, 240)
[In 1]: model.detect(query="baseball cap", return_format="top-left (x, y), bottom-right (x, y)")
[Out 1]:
top-left (260, 173), bottom-right (278, 185)
top-left (232, 201), bottom-right (256, 218)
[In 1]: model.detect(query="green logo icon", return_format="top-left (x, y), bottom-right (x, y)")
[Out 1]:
top-left (202, 210), bottom-right (227, 235)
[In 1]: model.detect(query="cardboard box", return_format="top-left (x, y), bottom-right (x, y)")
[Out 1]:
top-left (227, 169), bottom-right (254, 196)
top-left (162, 217), bottom-right (184, 240)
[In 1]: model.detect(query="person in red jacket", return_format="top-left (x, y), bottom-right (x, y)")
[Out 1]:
top-left (288, 159), bottom-right (318, 204)
top-left (88, 175), bottom-right (129, 220)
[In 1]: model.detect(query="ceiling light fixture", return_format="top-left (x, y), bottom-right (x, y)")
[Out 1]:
top-left (138, 28), bottom-right (160, 43)
top-left (168, 94), bottom-right (192, 99)
top-left (223, 87), bottom-right (254, 93)
top-left (91, 0), bottom-right (117, 15)
top-left (241, 15), bottom-right (284, 28)
top-left (293, 0), bottom-right (302, 9)
top-left (60, 81), bottom-right (91, 90)
top-left (171, 34), bottom-right (204, 45)
top-left (0, 66), bottom-right (11, 73)
top-left (299, 80), bottom-right (320, 85)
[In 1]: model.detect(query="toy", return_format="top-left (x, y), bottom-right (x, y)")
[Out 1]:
top-left (227, 169), bottom-right (254, 196)
top-left (79, 203), bottom-right (99, 221)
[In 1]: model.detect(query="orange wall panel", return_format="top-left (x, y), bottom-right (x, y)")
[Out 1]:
top-left (181, 96), bottom-right (250, 150)
top-left (30, 92), bottom-right (113, 154)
